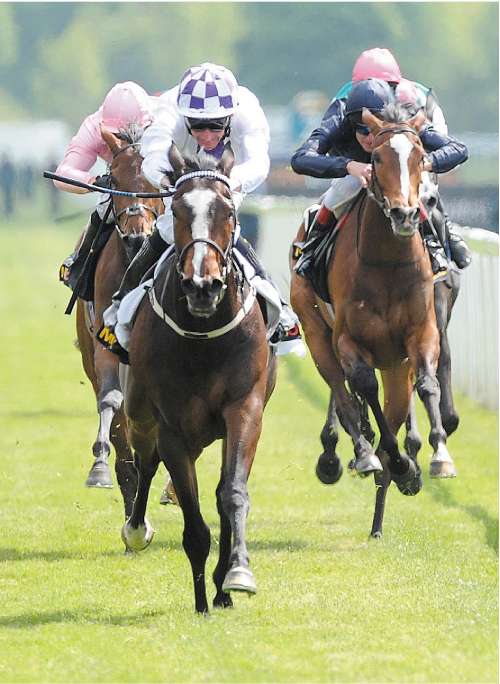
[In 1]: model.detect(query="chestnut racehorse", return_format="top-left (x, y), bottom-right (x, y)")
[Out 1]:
top-left (75, 124), bottom-right (163, 516)
top-left (120, 145), bottom-right (277, 613)
top-left (291, 105), bottom-right (454, 537)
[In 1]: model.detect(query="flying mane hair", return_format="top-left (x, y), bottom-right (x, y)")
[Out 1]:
top-left (379, 102), bottom-right (415, 124)
top-left (116, 123), bottom-right (145, 144)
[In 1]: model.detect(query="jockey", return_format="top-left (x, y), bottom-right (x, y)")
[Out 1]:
top-left (100, 62), bottom-right (304, 357)
top-left (56, 81), bottom-right (157, 289)
top-left (290, 78), bottom-right (469, 278)
top-left (323, 47), bottom-right (471, 269)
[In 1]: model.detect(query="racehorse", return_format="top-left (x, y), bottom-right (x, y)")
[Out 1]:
top-left (291, 104), bottom-right (455, 537)
top-left (75, 124), bottom-right (163, 516)
top-left (120, 144), bottom-right (277, 613)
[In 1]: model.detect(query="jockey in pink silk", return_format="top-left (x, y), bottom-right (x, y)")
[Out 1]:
top-left (56, 82), bottom-right (157, 286)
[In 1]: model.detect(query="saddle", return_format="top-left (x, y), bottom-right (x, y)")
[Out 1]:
top-left (294, 197), bottom-right (358, 304)
top-left (67, 224), bottom-right (115, 301)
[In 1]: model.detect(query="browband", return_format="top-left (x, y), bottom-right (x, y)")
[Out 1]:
top-left (174, 170), bottom-right (232, 191)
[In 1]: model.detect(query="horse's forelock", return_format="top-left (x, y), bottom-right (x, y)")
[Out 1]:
top-left (380, 103), bottom-right (412, 124)
top-left (185, 150), bottom-right (219, 173)
top-left (116, 123), bottom-right (145, 144)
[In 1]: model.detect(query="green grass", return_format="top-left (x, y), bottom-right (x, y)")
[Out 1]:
top-left (0, 224), bottom-right (497, 683)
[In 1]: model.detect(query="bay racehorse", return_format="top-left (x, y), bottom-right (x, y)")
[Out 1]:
top-left (120, 144), bottom-right (277, 612)
top-left (75, 124), bottom-right (163, 515)
top-left (291, 105), bottom-right (454, 537)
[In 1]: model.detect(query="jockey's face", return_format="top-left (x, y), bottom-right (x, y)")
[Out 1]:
top-left (190, 128), bottom-right (226, 151)
top-left (355, 129), bottom-right (375, 153)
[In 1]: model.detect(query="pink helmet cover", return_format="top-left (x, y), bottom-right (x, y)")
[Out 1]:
top-left (352, 48), bottom-right (402, 84)
top-left (101, 81), bottom-right (153, 131)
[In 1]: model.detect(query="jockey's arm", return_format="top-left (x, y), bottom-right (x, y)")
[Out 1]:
top-left (53, 112), bottom-right (103, 193)
top-left (229, 88), bottom-right (271, 195)
top-left (291, 99), bottom-right (353, 179)
top-left (419, 127), bottom-right (468, 174)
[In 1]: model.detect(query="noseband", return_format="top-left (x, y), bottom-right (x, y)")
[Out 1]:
top-left (110, 142), bottom-right (160, 235)
top-left (367, 126), bottom-right (421, 217)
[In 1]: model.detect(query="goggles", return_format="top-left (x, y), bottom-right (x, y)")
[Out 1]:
top-left (355, 124), bottom-right (371, 136)
top-left (187, 117), bottom-right (229, 131)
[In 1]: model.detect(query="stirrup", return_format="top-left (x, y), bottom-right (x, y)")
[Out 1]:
top-left (59, 254), bottom-right (75, 285)
top-left (96, 324), bottom-right (129, 364)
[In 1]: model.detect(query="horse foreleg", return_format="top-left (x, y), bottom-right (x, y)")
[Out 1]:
top-left (316, 391), bottom-right (343, 484)
top-left (109, 408), bottom-right (137, 518)
top-left (162, 434), bottom-right (210, 614)
top-left (85, 344), bottom-right (123, 488)
top-left (291, 273), bottom-right (377, 477)
top-left (434, 282), bottom-right (459, 437)
top-left (407, 327), bottom-right (456, 479)
top-left (404, 391), bottom-right (422, 460)
top-left (220, 393), bottom-right (265, 596)
top-left (121, 415), bottom-right (158, 553)
top-left (212, 439), bottom-right (234, 609)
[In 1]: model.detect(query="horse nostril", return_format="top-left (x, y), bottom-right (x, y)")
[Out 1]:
top-left (181, 277), bottom-right (196, 296)
top-left (390, 207), bottom-right (406, 223)
top-left (209, 278), bottom-right (224, 298)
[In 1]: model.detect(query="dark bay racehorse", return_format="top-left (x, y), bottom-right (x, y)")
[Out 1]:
top-left (291, 105), bottom-right (454, 537)
top-left (120, 145), bottom-right (277, 612)
top-left (76, 124), bottom-right (163, 515)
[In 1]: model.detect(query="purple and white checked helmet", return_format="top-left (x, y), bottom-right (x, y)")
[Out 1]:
top-left (177, 62), bottom-right (239, 119)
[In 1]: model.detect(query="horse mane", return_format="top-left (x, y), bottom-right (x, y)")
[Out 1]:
top-left (115, 123), bottom-right (145, 144)
top-left (379, 102), bottom-right (414, 124)
top-left (185, 149), bottom-right (220, 172)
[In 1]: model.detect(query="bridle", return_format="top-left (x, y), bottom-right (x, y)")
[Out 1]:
top-left (366, 125), bottom-right (421, 217)
top-left (173, 170), bottom-right (236, 290)
top-left (109, 142), bottom-right (160, 236)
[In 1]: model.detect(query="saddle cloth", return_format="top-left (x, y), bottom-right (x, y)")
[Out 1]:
top-left (115, 246), bottom-right (282, 351)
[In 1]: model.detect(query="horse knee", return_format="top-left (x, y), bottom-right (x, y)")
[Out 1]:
top-left (415, 373), bottom-right (440, 402)
top-left (99, 388), bottom-right (123, 412)
top-left (349, 363), bottom-right (378, 399)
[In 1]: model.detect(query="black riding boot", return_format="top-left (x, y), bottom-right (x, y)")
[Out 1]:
top-left (114, 227), bottom-right (167, 304)
top-left (294, 205), bottom-right (337, 278)
top-left (435, 197), bottom-right (472, 269)
top-left (59, 210), bottom-right (102, 288)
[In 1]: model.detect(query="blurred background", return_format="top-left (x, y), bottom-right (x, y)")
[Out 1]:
top-left (0, 1), bottom-right (497, 225)
top-left (0, 1), bottom-right (497, 407)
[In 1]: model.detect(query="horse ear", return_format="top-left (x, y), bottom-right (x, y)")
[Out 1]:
top-left (361, 108), bottom-right (383, 135)
top-left (407, 108), bottom-right (427, 133)
top-left (168, 143), bottom-right (187, 183)
top-left (100, 125), bottom-right (123, 156)
top-left (217, 143), bottom-right (235, 177)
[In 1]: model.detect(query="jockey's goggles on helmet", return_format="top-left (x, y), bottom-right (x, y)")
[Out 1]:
top-left (187, 117), bottom-right (230, 131)
top-left (354, 124), bottom-right (371, 136)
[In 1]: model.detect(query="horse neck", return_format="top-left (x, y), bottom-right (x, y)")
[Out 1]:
top-left (357, 197), bottom-right (423, 266)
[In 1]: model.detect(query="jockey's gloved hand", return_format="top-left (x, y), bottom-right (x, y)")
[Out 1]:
top-left (94, 174), bottom-right (113, 189)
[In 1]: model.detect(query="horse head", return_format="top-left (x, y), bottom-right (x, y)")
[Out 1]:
top-left (166, 143), bottom-right (236, 318)
top-left (101, 124), bottom-right (163, 258)
top-left (363, 105), bottom-right (427, 238)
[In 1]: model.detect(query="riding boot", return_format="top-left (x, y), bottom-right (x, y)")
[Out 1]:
top-left (446, 220), bottom-right (472, 269)
top-left (59, 210), bottom-right (102, 287)
top-left (435, 197), bottom-right (472, 269)
top-left (235, 235), bottom-right (305, 356)
top-left (96, 227), bottom-right (167, 362)
top-left (294, 205), bottom-right (337, 278)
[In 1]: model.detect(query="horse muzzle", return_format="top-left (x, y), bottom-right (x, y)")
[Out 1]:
top-left (181, 276), bottom-right (225, 318)
top-left (389, 206), bottom-right (420, 238)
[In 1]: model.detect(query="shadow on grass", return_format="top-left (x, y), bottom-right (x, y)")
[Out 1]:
top-left (426, 481), bottom-right (498, 554)
top-left (0, 609), bottom-right (165, 629)
top-left (0, 409), bottom-right (93, 419)
top-left (0, 541), bottom-right (184, 563)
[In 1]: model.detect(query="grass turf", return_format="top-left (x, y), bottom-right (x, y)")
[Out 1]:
top-left (0, 223), bottom-right (497, 683)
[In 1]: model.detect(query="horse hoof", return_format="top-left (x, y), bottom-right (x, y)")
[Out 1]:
top-left (159, 478), bottom-right (179, 506)
top-left (355, 453), bottom-right (383, 477)
top-left (392, 459), bottom-right (422, 496)
top-left (213, 592), bottom-right (233, 609)
top-left (85, 462), bottom-right (113, 488)
top-left (315, 452), bottom-right (343, 484)
top-left (222, 566), bottom-right (257, 594)
top-left (121, 518), bottom-right (155, 553)
top-left (370, 530), bottom-right (383, 540)
top-left (429, 460), bottom-right (457, 478)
